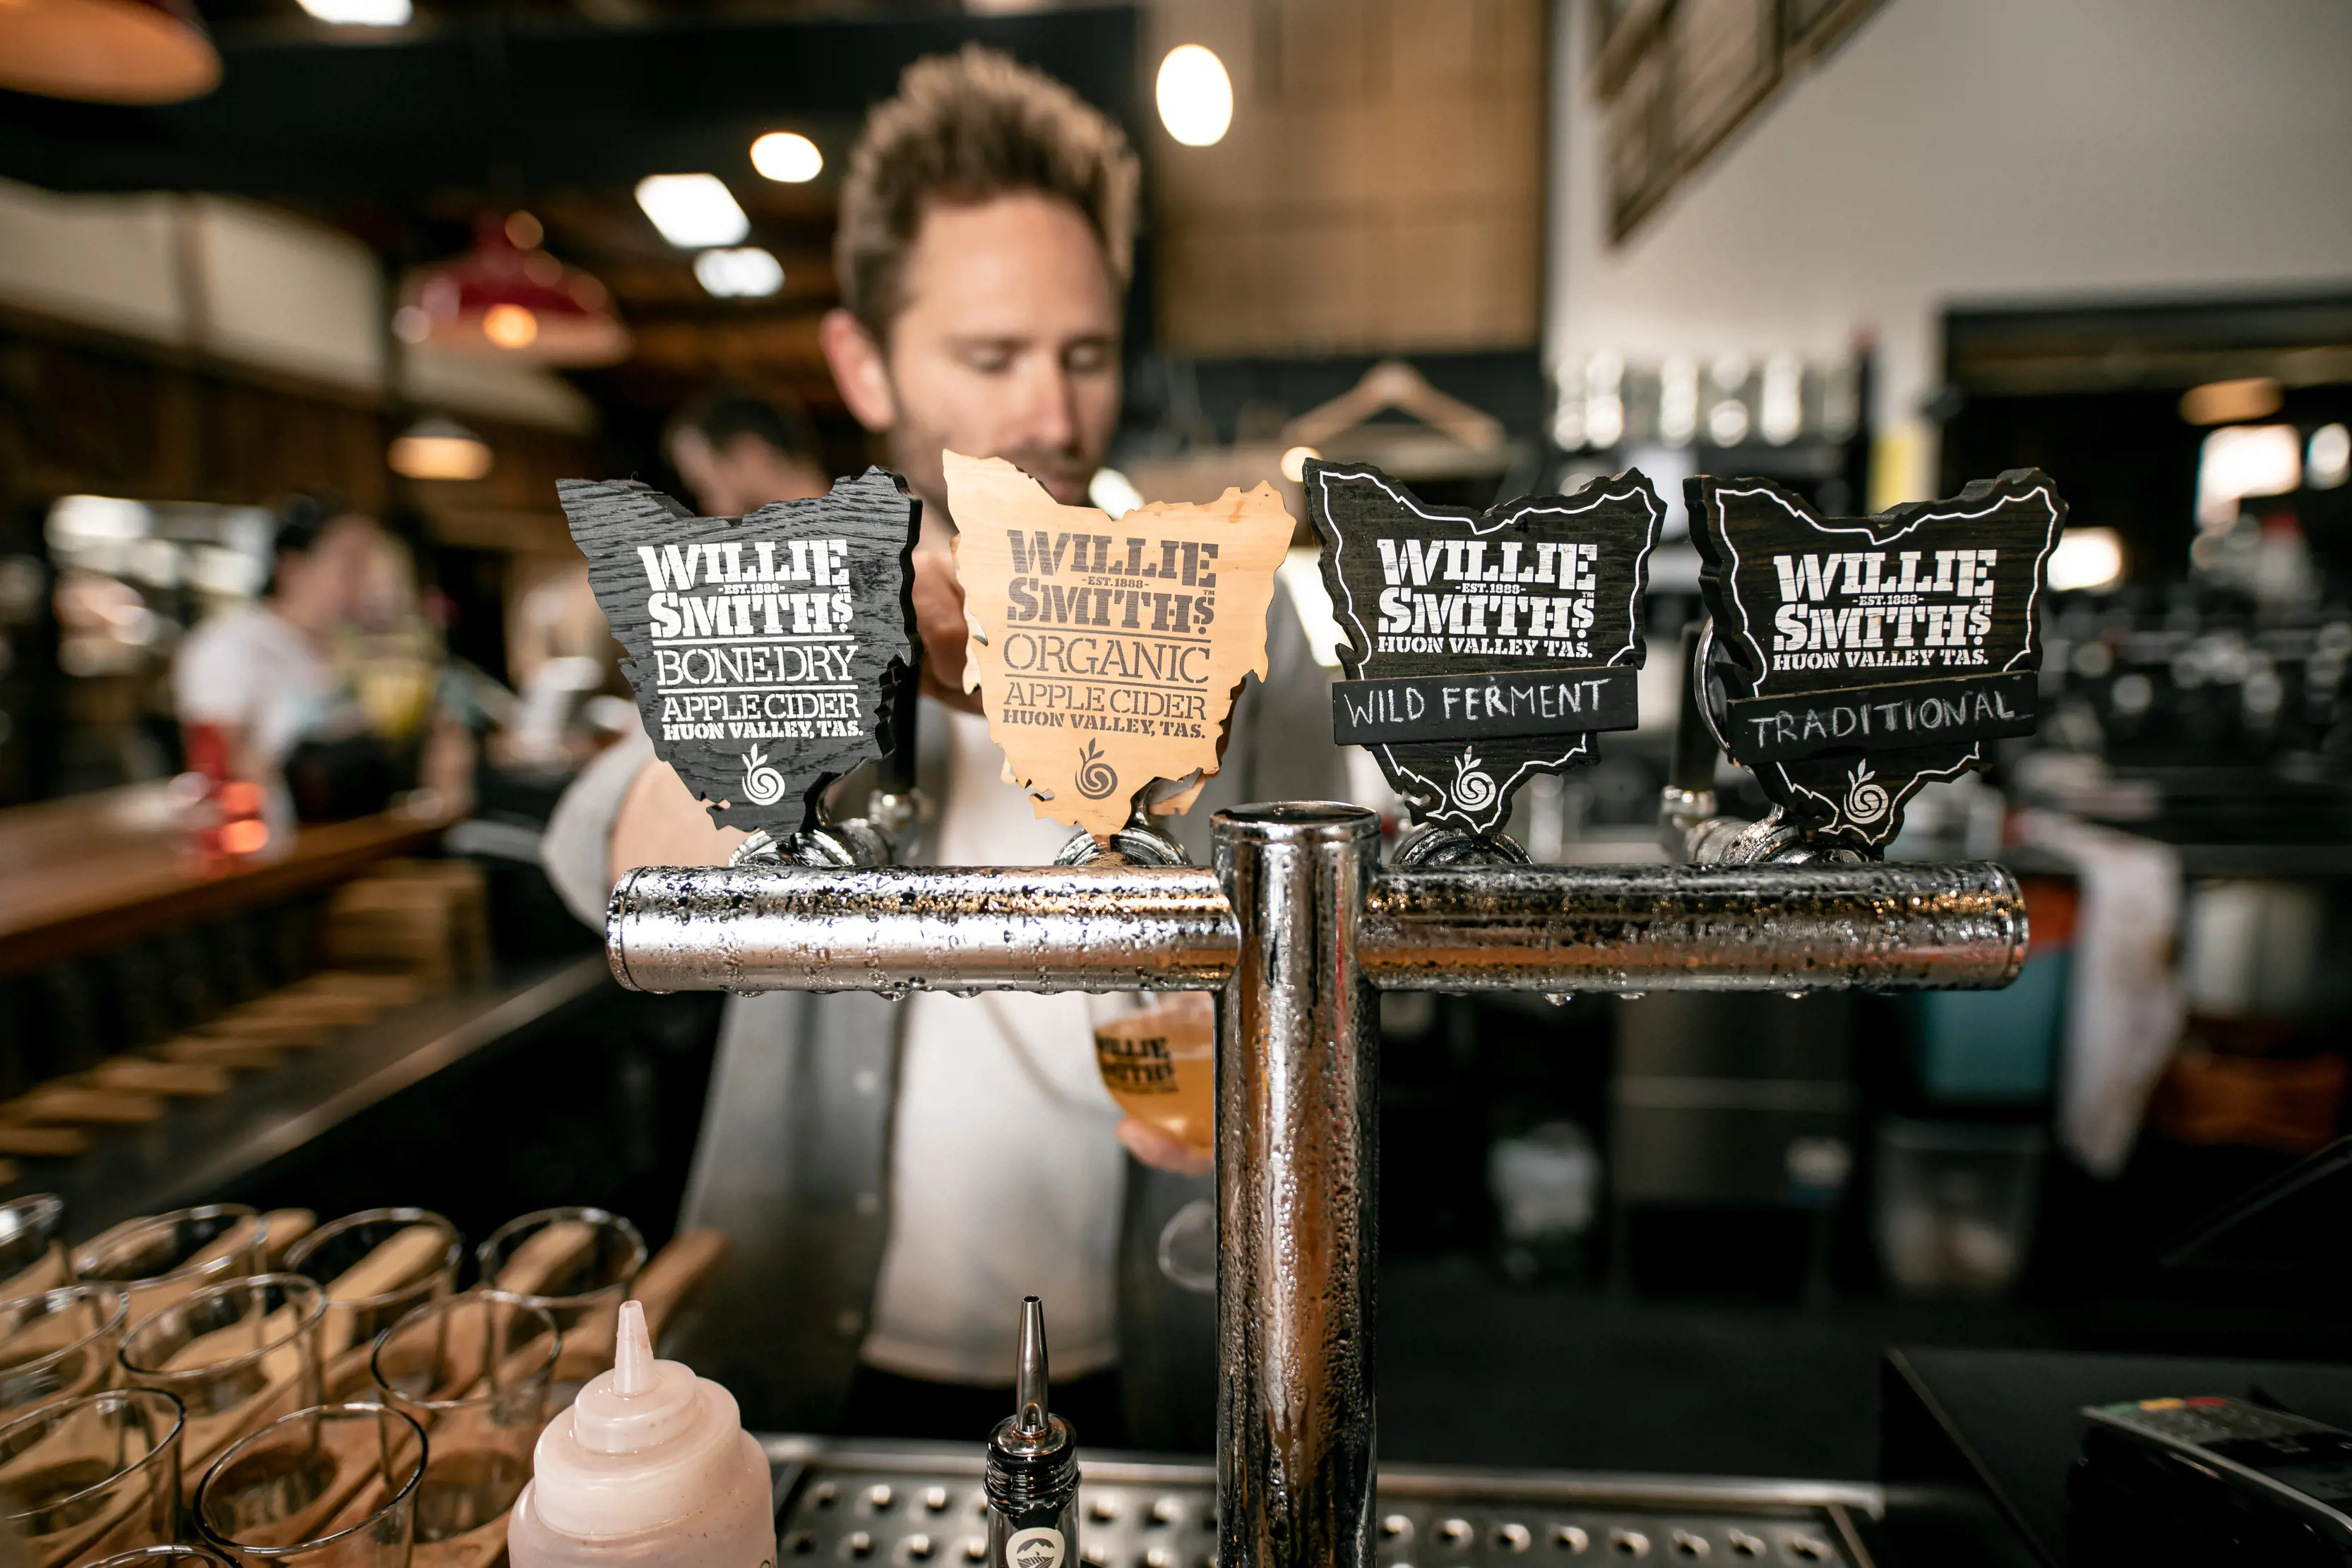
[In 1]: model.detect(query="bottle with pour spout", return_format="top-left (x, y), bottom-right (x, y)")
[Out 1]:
top-left (986, 1298), bottom-right (1080, 1568)
top-left (508, 1299), bottom-right (775, 1568)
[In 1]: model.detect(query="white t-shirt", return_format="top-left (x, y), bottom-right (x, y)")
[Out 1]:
top-left (859, 704), bottom-right (1128, 1383)
top-left (172, 606), bottom-right (333, 765)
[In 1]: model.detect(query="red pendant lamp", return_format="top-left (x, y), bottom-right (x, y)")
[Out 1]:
top-left (395, 212), bottom-right (631, 367)
top-left (0, 0), bottom-right (221, 104)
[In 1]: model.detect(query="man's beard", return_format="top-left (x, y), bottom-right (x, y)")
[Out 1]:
top-left (888, 421), bottom-right (1094, 537)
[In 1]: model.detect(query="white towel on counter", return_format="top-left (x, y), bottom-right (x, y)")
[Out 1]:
top-left (2019, 810), bottom-right (2185, 1177)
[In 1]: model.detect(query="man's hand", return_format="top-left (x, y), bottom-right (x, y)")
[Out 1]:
top-left (912, 545), bottom-right (983, 715)
top-left (610, 755), bottom-right (745, 880)
top-left (1116, 1116), bottom-right (1212, 1178)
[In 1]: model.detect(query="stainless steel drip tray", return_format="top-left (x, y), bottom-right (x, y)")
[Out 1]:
top-left (760, 1437), bottom-right (1880, 1567)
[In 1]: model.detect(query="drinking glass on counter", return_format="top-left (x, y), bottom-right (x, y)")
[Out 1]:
top-left (119, 1275), bottom-right (323, 1485)
top-left (76, 1208), bottom-right (265, 1329)
top-left (282, 1210), bottom-right (460, 1397)
top-left (1092, 992), bottom-right (1217, 1152)
top-left (371, 1293), bottom-right (558, 1567)
top-left (474, 1208), bottom-right (644, 1400)
top-left (0, 1387), bottom-right (185, 1567)
top-left (0, 1196), bottom-right (73, 1299)
top-left (0, 1286), bottom-right (130, 1419)
top-left (88, 1548), bottom-right (234, 1568)
top-left (193, 1403), bottom-right (425, 1568)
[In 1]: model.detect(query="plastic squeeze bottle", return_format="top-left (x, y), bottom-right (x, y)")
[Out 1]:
top-left (508, 1300), bottom-right (775, 1568)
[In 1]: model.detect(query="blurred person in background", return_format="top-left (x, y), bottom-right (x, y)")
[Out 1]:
top-left (174, 495), bottom-right (379, 793)
top-left (665, 390), bottom-right (830, 516)
top-left (543, 45), bottom-right (1335, 1440)
top-left (176, 496), bottom-right (472, 827)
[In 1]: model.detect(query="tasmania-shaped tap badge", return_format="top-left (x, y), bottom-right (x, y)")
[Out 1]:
top-left (557, 470), bottom-right (919, 833)
top-left (1690, 469), bottom-right (2065, 847)
top-left (945, 451), bottom-right (1293, 839)
top-left (1307, 460), bottom-right (1664, 834)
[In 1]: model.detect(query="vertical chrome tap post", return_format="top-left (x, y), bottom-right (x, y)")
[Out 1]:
top-left (1213, 805), bottom-right (1381, 1568)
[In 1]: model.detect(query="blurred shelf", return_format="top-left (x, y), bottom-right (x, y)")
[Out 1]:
top-left (23, 953), bottom-right (611, 1231)
top-left (2166, 842), bottom-right (2352, 878)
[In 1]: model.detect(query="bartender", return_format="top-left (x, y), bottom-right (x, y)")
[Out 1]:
top-left (543, 44), bottom-right (1337, 1439)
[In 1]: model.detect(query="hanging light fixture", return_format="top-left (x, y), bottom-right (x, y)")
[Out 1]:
top-left (0, 0), bottom-right (220, 104)
top-left (393, 213), bottom-right (630, 367)
top-left (388, 416), bottom-right (494, 481)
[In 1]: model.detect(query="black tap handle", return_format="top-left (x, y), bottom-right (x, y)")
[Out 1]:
top-left (1669, 620), bottom-right (1720, 798)
top-left (880, 656), bottom-right (921, 796)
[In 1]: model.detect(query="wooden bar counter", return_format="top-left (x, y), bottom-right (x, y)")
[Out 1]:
top-left (0, 783), bottom-right (458, 978)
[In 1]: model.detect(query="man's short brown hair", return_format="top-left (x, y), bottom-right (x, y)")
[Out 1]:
top-left (836, 44), bottom-right (1139, 342)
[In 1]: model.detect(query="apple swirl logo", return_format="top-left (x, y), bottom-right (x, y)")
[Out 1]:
top-left (740, 745), bottom-right (787, 807)
top-left (1843, 758), bottom-right (1890, 826)
top-left (1449, 746), bottom-right (1498, 814)
top-left (1074, 738), bottom-right (1119, 801)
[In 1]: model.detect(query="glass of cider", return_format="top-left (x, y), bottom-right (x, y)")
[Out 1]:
top-left (1092, 993), bottom-right (1216, 1152)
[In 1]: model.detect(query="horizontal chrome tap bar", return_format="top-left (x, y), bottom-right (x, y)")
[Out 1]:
top-left (606, 863), bottom-right (1239, 994)
top-left (607, 860), bottom-right (2024, 995)
top-left (1359, 861), bottom-right (2024, 992)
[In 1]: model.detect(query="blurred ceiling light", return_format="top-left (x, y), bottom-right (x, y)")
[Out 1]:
top-left (1157, 44), bottom-right (1233, 147)
top-left (2180, 376), bottom-right (2283, 426)
top-left (751, 132), bottom-right (823, 184)
top-left (482, 304), bottom-right (538, 349)
top-left (635, 174), bottom-right (749, 249)
top-left (1279, 446), bottom-right (1320, 484)
top-left (693, 247), bottom-right (785, 299)
top-left (504, 210), bottom-right (544, 249)
top-left (398, 215), bottom-right (628, 366)
top-left (2046, 527), bottom-right (2125, 594)
top-left (389, 417), bottom-right (494, 481)
top-left (2309, 423), bottom-right (2351, 489)
top-left (2195, 424), bottom-right (2300, 530)
top-left (1706, 399), bottom-right (1750, 446)
top-left (1088, 468), bottom-right (1145, 520)
top-left (296, 0), bottom-right (410, 22)
top-left (0, 0), bottom-right (220, 103)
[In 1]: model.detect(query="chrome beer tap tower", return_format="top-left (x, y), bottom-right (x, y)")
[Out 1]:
top-left (561, 460), bottom-right (2063, 1568)
top-left (605, 819), bottom-right (2024, 1568)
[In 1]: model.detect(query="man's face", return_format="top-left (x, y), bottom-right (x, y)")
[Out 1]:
top-left (671, 431), bottom-right (829, 520)
top-left (832, 191), bottom-right (1122, 527)
top-left (274, 514), bottom-right (381, 635)
top-left (820, 189), bottom-right (1122, 710)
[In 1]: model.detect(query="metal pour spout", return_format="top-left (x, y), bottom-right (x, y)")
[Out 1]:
top-left (1015, 1295), bottom-right (1049, 1435)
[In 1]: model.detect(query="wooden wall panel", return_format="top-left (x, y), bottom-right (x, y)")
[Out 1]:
top-left (0, 309), bottom-right (592, 557)
top-left (1154, 0), bottom-right (1548, 357)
